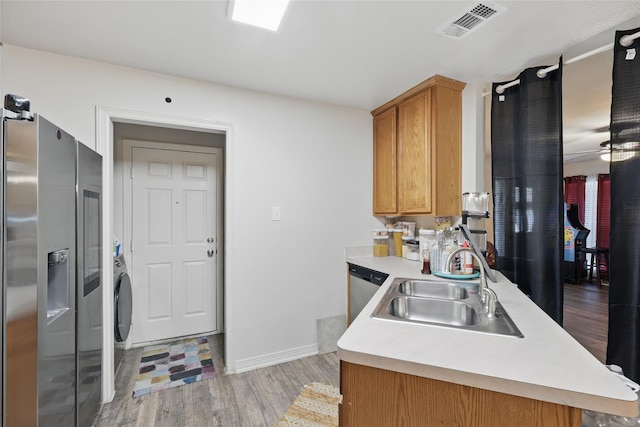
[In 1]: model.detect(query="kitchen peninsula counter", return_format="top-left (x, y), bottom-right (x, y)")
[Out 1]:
top-left (338, 248), bottom-right (637, 423)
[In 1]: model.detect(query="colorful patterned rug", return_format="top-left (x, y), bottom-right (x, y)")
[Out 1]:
top-left (132, 336), bottom-right (216, 398)
top-left (274, 382), bottom-right (342, 427)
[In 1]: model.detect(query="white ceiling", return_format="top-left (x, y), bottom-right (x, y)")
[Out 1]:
top-left (2, 1), bottom-right (640, 161)
top-left (562, 47), bottom-right (614, 163)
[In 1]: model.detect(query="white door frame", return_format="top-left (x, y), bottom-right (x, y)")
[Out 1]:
top-left (96, 106), bottom-right (235, 403)
top-left (123, 140), bottom-right (224, 347)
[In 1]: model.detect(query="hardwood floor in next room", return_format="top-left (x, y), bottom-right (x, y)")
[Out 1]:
top-left (563, 280), bottom-right (608, 363)
top-left (94, 283), bottom-right (608, 427)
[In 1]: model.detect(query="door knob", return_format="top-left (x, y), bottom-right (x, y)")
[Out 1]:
top-left (207, 237), bottom-right (214, 243)
top-left (207, 249), bottom-right (214, 257)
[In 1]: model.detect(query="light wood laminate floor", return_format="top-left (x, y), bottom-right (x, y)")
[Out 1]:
top-left (94, 283), bottom-right (607, 427)
top-left (93, 334), bottom-right (339, 427)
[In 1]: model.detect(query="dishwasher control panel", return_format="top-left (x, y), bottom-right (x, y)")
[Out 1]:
top-left (348, 263), bottom-right (389, 285)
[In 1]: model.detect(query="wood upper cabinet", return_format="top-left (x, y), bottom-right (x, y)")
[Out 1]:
top-left (398, 89), bottom-right (431, 214)
top-left (372, 107), bottom-right (397, 215)
top-left (372, 75), bottom-right (465, 216)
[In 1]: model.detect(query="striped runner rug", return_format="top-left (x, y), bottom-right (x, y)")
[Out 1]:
top-left (274, 382), bottom-right (342, 427)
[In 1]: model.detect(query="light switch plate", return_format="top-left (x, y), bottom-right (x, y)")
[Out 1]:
top-left (272, 206), bottom-right (281, 221)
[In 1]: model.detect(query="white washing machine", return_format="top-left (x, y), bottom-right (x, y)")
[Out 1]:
top-left (113, 254), bottom-right (132, 370)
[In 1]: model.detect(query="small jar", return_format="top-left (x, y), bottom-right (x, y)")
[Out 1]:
top-left (406, 240), bottom-right (420, 261)
top-left (401, 236), bottom-right (412, 258)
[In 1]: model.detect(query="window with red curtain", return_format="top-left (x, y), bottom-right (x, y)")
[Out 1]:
top-left (564, 175), bottom-right (587, 223)
top-left (597, 174), bottom-right (610, 249)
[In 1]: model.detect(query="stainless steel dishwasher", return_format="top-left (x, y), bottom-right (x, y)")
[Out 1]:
top-left (348, 263), bottom-right (389, 324)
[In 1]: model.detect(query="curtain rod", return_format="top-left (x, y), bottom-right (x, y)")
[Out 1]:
top-left (483, 30), bottom-right (640, 97)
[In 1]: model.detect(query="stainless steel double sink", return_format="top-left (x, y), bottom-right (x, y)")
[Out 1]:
top-left (372, 278), bottom-right (523, 338)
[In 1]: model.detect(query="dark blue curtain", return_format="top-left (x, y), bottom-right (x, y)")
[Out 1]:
top-left (491, 61), bottom-right (564, 324)
top-left (607, 27), bottom-right (640, 383)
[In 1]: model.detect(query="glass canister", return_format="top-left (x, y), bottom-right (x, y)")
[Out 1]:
top-left (390, 229), bottom-right (403, 257)
top-left (400, 221), bottom-right (416, 238)
top-left (401, 236), bottom-right (412, 258)
top-left (373, 236), bottom-right (389, 257)
top-left (372, 229), bottom-right (389, 257)
top-left (462, 192), bottom-right (489, 214)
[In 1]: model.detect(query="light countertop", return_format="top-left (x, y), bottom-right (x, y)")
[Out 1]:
top-left (338, 248), bottom-right (638, 417)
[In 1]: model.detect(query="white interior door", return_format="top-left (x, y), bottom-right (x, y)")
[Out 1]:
top-left (131, 146), bottom-right (219, 343)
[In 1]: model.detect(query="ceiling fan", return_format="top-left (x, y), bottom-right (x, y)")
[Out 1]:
top-left (562, 125), bottom-right (611, 160)
top-left (564, 140), bottom-right (640, 162)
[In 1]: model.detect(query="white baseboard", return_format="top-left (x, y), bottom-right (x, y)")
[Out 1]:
top-left (232, 343), bottom-right (319, 374)
top-left (131, 331), bottom-right (218, 349)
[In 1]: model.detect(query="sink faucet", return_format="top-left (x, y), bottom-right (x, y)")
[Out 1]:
top-left (444, 248), bottom-right (498, 318)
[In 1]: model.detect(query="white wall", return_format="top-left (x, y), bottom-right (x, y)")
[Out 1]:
top-left (462, 80), bottom-right (486, 193)
top-left (564, 159), bottom-right (610, 177)
top-left (1, 46), bottom-right (380, 391)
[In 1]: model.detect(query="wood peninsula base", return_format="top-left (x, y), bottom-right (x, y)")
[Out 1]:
top-left (339, 361), bottom-right (582, 427)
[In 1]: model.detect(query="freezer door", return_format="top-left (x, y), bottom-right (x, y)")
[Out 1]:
top-left (5, 117), bottom-right (39, 427)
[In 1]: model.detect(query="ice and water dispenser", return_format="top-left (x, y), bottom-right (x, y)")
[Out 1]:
top-left (47, 248), bottom-right (71, 324)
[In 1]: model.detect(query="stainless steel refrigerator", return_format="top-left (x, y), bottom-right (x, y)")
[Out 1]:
top-left (2, 96), bottom-right (103, 427)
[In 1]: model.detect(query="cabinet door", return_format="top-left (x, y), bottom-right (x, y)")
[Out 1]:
top-left (432, 85), bottom-right (462, 216)
top-left (339, 361), bottom-right (582, 427)
top-left (373, 107), bottom-right (397, 215)
top-left (398, 89), bottom-right (432, 214)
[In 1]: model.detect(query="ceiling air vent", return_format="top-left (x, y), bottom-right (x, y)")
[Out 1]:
top-left (437, 2), bottom-right (506, 39)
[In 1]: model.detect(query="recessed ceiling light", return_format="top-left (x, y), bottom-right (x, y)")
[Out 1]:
top-left (229, 0), bottom-right (290, 31)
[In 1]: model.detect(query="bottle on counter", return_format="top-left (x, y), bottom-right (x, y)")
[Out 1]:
top-left (421, 248), bottom-right (431, 274)
top-left (461, 241), bottom-right (474, 275)
top-left (419, 229), bottom-right (436, 256)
